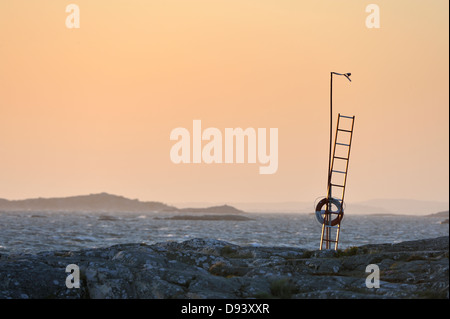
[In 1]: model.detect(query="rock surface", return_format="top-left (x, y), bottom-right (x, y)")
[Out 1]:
top-left (0, 236), bottom-right (448, 299)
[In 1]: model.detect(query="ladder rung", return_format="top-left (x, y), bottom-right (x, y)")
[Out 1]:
top-left (334, 156), bottom-right (348, 161)
top-left (332, 170), bottom-right (346, 174)
top-left (336, 143), bottom-right (350, 146)
top-left (340, 115), bottom-right (354, 119)
top-left (331, 183), bottom-right (345, 188)
top-left (338, 129), bottom-right (352, 133)
top-left (322, 239), bottom-right (338, 243)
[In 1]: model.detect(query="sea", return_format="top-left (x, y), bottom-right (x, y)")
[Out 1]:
top-left (0, 211), bottom-right (448, 255)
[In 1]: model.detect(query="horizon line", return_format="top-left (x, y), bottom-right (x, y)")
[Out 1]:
top-left (1, 192), bottom-right (449, 205)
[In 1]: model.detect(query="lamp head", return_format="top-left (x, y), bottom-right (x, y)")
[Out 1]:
top-left (344, 73), bottom-right (352, 82)
top-left (331, 72), bottom-right (352, 82)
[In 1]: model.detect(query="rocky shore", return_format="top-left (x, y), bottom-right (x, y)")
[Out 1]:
top-left (0, 236), bottom-right (448, 299)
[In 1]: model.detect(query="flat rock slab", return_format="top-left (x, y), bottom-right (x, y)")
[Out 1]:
top-left (0, 236), bottom-right (448, 299)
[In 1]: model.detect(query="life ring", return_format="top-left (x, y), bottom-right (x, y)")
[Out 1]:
top-left (315, 197), bottom-right (344, 226)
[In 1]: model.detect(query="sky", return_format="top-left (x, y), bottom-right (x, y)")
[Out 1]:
top-left (0, 1), bottom-right (448, 208)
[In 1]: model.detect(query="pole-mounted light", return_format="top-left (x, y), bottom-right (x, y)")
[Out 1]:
top-left (329, 72), bottom-right (352, 189)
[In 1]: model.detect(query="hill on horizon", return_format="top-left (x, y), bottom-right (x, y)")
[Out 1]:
top-left (0, 193), bottom-right (245, 214)
top-left (1, 193), bottom-right (447, 216)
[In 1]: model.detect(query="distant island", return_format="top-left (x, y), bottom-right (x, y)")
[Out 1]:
top-left (155, 214), bottom-right (253, 221)
top-left (0, 193), bottom-right (246, 215)
top-left (424, 210), bottom-right (449, 218)
top-left (424, 210), bottom-right (449, 224)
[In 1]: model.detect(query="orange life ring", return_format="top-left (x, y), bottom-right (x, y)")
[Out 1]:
top-left (315, 197), bottom-right (344, 226)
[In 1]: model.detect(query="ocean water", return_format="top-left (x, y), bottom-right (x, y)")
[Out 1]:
top-left (0, 211), bottom-right (447, 254)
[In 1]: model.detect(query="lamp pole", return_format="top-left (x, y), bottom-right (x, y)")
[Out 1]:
top-left (325, 71), bottom-right (351, 248)
top-left (328, 72), bottom-right (351, 195)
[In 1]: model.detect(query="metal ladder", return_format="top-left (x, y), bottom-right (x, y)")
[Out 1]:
top-left (320, 114), bottom-right (355, 250)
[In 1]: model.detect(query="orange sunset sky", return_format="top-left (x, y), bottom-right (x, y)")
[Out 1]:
top-left (0, 1), bottom-right (448, 207)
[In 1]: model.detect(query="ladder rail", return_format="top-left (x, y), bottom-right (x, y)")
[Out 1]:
top-left (340, 115), bottom-right (355, 204)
